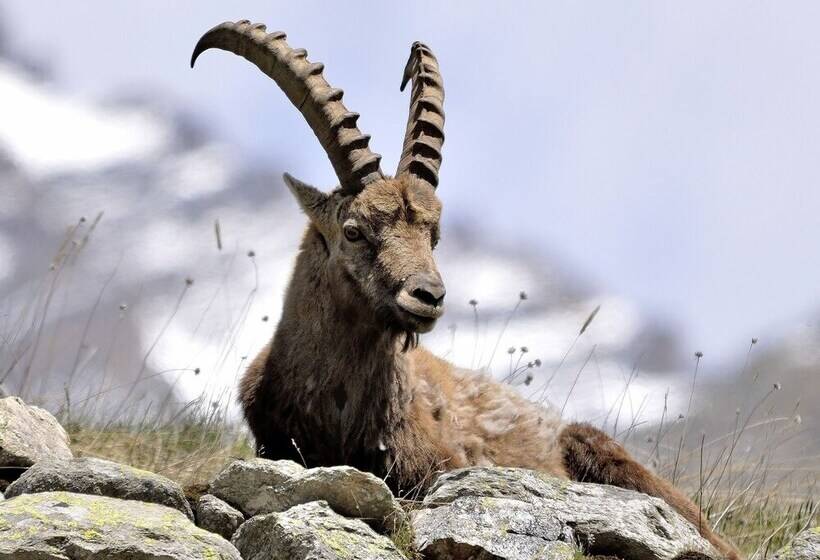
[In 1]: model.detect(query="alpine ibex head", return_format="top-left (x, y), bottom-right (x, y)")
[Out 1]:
top-left (192, 21), bottom-right (446, 335)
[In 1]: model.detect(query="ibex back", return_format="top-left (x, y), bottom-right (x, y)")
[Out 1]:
top-left (192, 20), bottom-right (740, 559)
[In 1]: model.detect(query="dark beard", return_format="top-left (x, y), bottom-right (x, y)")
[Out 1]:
top-left (401, 330), bottom-right (419, 353)
top-left (372, 302), bottom-right (419, 352)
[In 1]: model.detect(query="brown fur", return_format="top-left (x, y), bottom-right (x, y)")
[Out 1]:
top-left (560, 423), bottom-right (740, 559)
top-left (240, 175), bottom-right (740, 559)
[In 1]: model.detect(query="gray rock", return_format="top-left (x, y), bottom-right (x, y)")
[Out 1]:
top-left (5, 456), bottom-right (194, 519)
top-left (232, 500), bottom-right (405, 560)
top-left (197, 494), bottom-right (244, 540)
top-left (0, 396), bottom-right (72, 468)
top-left (412, 467), bottom-right (719, 560)
top-left (0, 491), bottom-right (241, 560)
top-left (210, 458), bottom-right (402, 528)
top-left (773, 527), bottom-right (820, 560)
top-left (413, 494), bottom-right (577, 560)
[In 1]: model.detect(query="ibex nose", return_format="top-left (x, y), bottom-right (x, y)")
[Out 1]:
top-left (406, 272), bottom-right (446, 308)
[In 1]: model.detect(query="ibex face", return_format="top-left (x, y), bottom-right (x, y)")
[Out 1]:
top-left (192, 21), bottom-right (446, 331)
top-left (286, 174), bottom-right (444, 333)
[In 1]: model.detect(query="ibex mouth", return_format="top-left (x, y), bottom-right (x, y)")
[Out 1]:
top-left (396, 291), bottom-right (444, 333)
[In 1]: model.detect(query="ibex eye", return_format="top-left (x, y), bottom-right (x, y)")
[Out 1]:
top-left (343, 224), bottom-right (362, 242)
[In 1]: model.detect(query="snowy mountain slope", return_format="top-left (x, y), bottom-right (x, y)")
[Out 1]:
top-left (0, 53), bottom-right (694, 425)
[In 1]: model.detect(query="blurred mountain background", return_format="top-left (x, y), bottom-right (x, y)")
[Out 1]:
top-left (0, 3), bottom-right (817, 462)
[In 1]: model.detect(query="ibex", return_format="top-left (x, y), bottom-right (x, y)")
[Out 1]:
top-left (192, 21), bottom-right (739, 559)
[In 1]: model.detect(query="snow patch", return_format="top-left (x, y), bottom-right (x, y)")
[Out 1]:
top-left (0, 62), bottom-right (171, 176)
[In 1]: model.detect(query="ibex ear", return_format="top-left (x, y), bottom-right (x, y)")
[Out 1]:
top-left (283, 173), bottom-right (330, 221)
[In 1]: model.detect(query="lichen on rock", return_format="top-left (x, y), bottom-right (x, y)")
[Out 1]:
top-left (0, 490), bottom-right (240, 560)
top-left (772, 526), bottom-right (820, 560)
top-left (5, 456), bottom-right (194, 519)
top-left (412, 467), bottom-right (721, 560)
top-left (232, 500), bottom-right (405, 560)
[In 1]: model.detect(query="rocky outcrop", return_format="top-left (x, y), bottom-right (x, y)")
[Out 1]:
top-left (412, 467), bottom-right (719, 560)
top-left (4, 456), bottom-right (194, 519)
top-left (0, 399), bottom-right (743, 560)
top-left (232, 500), bottom-right (405, 560)
top-left (0, 491), bottom-right (240, 560)
top-left (0, 396), bottom-right (72, 469)
top-left (196, 494), bottom-right (245, 540)
top-left (773, 527), bottom-right (820, 560)
top-left (210, 458), bottom-right (403, 529)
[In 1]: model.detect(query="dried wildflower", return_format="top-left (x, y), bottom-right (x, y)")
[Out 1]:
top-left (214, 219), bottom-right (223, 251)
top-left (247, 250), bottom-right (256, 258)
top-left (520, 346), bottom-right (529, 353)
top-left (194, 367), bottom-right (201, 375)
top-left (579, 304), bottom-right (601, 335)
top-left (751, 337), bottom-right (758, 344)
top-left (519, 291), bottom-right (528, 301)
top-left (695, 351), bottom-right (703, 358)
top-left (534, 358), bottom-right (542, 367)
top-left (79, 216), bottom-right (87, 223)
top-left (794, 414), bottom-right (802, 425)
top-left (773, 382), bottom-right (782, 391)
top-left (507, 346), bottom-right (516, 355)
top-left (262, 315), bottom-right (269, 322)
top-left (524, 372), bottom-right (533, 385)
top-left (678, 413), bottom-right (685, 420)
top-left (185, 277), bottom-right (194, 286)
top-left (468, 299), bottom-right (478, 307)
top-left (119, 303), bottom-right (128, 311)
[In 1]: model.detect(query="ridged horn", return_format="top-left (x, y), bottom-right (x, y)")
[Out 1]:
top-left (396, 42), bottom-right (445, 189)
top-left (191, 20), bottom-right (384, 194)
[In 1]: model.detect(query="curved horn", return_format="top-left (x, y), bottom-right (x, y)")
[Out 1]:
top-left (396, 42), bottom-right (445, 189)
top-left (191, 20), bottom-right (384, 194)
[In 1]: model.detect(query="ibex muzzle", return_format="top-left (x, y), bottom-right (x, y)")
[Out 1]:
top-left (397, 271), bottom-right (446, 330)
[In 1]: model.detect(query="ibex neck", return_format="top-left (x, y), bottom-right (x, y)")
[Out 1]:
top-left (266, 226), bottom-right (409, 464)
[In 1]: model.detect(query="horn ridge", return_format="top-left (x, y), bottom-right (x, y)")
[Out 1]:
top-left (397, 41), bottom-right (445, 190)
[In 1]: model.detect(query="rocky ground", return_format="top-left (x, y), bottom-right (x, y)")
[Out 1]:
top-left (0, 396), bottom-right (817, 560)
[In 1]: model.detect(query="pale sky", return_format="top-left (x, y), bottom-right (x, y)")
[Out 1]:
top-left (4, 1), bottom-right (820, 366)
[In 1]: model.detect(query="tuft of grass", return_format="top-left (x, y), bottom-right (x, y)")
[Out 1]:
top-left (67, 422), bottom-right (253, 486)
top-left (390, 515), bottom-right (422, 560)
top-left (716, 499), bottom-right (818, 558)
